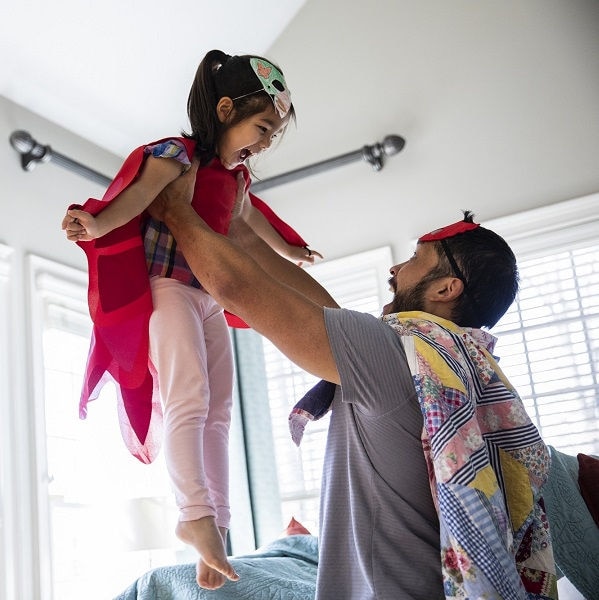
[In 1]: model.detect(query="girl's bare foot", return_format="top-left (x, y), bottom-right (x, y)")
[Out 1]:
top-left (197, 525), bottom-right (231, 589)
top-left (176, 517), bottom-right (239, 589)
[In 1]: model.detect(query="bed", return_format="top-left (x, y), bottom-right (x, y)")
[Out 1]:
top-left (542, 447), bottom-right (599, 600)
top-left (113, 533), bottom-right (318, 600)
top-left (114, 447), bottom-right (598, 600)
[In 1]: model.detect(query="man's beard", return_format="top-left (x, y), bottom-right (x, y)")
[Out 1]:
top-left (384, 278), bottom-right (430, 315)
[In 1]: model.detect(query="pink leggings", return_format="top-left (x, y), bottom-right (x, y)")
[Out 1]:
top-left (149, 277), bottom-right (234, 528)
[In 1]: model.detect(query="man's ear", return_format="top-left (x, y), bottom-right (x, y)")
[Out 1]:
top-left (427, 276), bottom-right (464, 304)
top-left (216, 97), bottom-right (234, 123)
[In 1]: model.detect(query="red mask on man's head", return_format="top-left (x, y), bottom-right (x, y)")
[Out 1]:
top-left (417, 211), bottom-right (481, 321)
top-left (418, 215), bottom-right (479, 243)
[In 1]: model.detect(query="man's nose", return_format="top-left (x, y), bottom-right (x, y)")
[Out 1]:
top-left (389, 262), bottom-right (404, 276)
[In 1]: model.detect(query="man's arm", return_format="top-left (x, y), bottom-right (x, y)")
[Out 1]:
top-left (151, 165), bottom-right (341, 384)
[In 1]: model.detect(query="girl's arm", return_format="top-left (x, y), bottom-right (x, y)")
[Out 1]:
top-left (63, 156), bottom-right (185, 241)
top-left (243, 197), bottom-right (323, 265)
top-left (148, 164), bottom-right (341, 383)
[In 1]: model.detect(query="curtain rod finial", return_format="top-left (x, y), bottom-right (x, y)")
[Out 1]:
top-left (9, 130), bottom-right (51, 171)
top-left (9, 130), bottom-right (35, 154)
top-left (382, 134), bottom-right (405, 156)
top-left (362, 134), bottom-right (406, 171)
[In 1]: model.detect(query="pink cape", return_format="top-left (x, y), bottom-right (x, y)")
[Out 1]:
top-left (74, 138), bottom-right (307, 462)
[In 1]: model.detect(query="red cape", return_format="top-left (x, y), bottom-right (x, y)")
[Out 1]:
top-left (75, 138), bottom-right (307, 462)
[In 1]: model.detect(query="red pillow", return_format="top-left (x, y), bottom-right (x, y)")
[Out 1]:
top-left (284, 517), bottom-right (312, 536)
top-left (577, 453), bottom-right (599, 527)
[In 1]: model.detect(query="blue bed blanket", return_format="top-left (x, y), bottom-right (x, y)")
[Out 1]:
top-left (113, 534), bottom-right (318, 600)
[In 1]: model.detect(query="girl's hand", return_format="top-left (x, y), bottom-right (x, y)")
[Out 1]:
top-left (148, 158), bottom-right (199, 221)
top-left (61, 209), bottom-right (100, 242)
top-left (287, 244), bottom-right (323, 267)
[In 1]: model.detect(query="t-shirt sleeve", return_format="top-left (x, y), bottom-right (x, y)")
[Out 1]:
top-left (143, 139), bottom-right (191, 169)
top-left (323, 307), bottom-right (416, 416)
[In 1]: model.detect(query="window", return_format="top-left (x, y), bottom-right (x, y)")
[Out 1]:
top-left (235, 247), bottom-right (393, 537)
top-left (28, 257), bottom-right (192, 600)
top-left (7, 192), bottom-right (597, 597)
top-left (25, 254), bottom-right (255, 599)
top-left (0, 244), bottom-right (14, 600)
top-left (240, 193), bottom-right (599, 540)
top-left (491, 219), bottom-right (599, 455)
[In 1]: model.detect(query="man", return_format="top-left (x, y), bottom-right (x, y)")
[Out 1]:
top-left (72, 162), bottom-right (557, 599)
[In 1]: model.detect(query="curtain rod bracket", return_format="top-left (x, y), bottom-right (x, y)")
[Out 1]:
top-left (9, 130), bottom-right (52, 172)
top-left (9, 130), bottom-right (112, 187)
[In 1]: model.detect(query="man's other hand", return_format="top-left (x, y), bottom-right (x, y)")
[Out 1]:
top-left (148, 158), bottom-right (200, 221)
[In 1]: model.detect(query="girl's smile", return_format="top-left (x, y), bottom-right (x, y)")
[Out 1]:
top-left (216, 102), bottom-right (288, 170)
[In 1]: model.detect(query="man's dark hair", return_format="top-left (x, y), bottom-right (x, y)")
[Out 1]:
top-left (429, 213), bottom-right (519, 328)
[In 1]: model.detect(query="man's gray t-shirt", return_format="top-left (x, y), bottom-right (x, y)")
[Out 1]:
top-left (316, 308), bottom-right (443, 600)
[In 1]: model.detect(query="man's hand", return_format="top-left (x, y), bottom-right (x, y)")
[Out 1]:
top-left (147, 159), bottom-right (199, 222)
top-left (230, 172), bottom-right (251, 221)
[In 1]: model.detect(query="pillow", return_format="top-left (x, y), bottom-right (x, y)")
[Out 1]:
top-left (577, 453), bottom-right (599, 527)
top-left (544, 447), bottom-right (599, 598)
top-left (284, 517), bottom-right (312, 536)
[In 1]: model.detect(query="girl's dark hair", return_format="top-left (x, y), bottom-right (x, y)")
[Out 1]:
top-left (429, 212), bottom-right (519, 328)
top-left (183, 49), bottom-right (296, 165)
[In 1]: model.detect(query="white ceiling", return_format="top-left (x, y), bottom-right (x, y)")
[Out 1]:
top-left (1, 0), bottom-right (306, 158)
top-left (3, 0), bottom-right (599, 265)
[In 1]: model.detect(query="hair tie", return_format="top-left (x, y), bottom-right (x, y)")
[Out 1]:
top-left (212, 54), bottom-right (232, 74)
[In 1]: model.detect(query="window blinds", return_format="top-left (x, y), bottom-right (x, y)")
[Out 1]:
top-left (493, 243), bottom-right (599, 455)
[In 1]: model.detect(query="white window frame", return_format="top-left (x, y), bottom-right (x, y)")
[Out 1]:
top-left (485, 192), bottom-right (599, 259)
top-left (22, 254), bottom-right (255, 597)
top-left (26, 255), bottom-right (90, 600)
top-left (0, 243), bottom-right (17, 600)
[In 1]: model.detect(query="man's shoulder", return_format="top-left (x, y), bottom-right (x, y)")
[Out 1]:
top-left (324, 308), bottom-right (401, 348)
top-left (324, 307), bottom-right (381, 327)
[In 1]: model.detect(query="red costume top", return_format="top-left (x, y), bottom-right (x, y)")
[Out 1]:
top-left (74, 137), bottom-right (307, 463)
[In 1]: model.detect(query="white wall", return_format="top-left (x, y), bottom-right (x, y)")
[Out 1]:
top-left (255, 0), bottom-right (599, 263)
top-left (2, 1), bottom-right (599, 269)
top-left (0, 96), bottom-right (122, 600)
top-left (1, 96), bottom-right (122, 267)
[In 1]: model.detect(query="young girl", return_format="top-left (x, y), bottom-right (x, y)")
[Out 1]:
top-left (62, 50), bottom-right (321, 590)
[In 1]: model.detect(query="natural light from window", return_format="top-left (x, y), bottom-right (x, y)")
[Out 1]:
top-left (493, 243), bottom-right (599, 456)
top-left (43, 327), bottom-right (188, 600)
top-left (259, 240), bottom-right (599, 537)
top-left (36, 227), bottom-right (599, 596)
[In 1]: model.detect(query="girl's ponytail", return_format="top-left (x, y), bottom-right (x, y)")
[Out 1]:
top-left (185, 50), bottom-right (230, 164)
top-left (184, 49), bottom-right (294, 165)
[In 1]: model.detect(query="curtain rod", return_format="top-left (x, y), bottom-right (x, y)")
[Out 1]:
top-left (9, 130), bottom-right (113, 187)
top-left (9, 130), bottom-right (405, 192)
top-left (251, 134), bottom-right (405, 192)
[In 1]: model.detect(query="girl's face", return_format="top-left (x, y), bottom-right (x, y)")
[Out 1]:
top-left (216, 99), bottom-right (289, 170)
